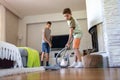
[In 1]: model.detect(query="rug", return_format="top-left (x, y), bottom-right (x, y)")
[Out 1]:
top-left (0, 67), bottom-right (45, 77)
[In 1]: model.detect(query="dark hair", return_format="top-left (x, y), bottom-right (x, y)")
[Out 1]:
top-left (63, 8), bottom-right (72, 14)
top-left (47, 21), bottom-right (52, 25)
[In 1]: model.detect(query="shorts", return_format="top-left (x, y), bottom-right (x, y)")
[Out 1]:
top-left (42, 42), bottom-right (50, 53)
top-left (73, 38), bottom-right (81, 49)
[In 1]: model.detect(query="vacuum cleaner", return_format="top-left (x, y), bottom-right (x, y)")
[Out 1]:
top-left (44, 47), bottom-right (70, 70)
top-left (56, 47), bottom-right (69, 68)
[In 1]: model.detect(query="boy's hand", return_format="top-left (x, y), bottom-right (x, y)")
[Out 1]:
top-left (65, 43), bottom-right (70, 48)
top-left (49, 43), bottom-right (52, 48)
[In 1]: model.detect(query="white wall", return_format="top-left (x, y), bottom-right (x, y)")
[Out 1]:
top-left (103, 0), bottom-right (120, 67)
top-left (97, 23), bottom-right (105, 52)
top-left (27, 21), bottom-right (68, 51)
top-left (86, 0), bottom-right (103, 30)
top-left (86, 0), bottom-right (105, 53)
top-left (0, 5), bottom-right (19, 45)
top-left (23, 11), bottom-right (86, 24)
top-left (18, 10), bottom-right (92, 52)
top-left (26, 19), bottom-right (92, 52)
top-left (18, 10), bottom-right (87, 45)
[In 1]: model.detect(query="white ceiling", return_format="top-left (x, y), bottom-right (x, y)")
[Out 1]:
top-left (2, 0), bottom-right (86, 17)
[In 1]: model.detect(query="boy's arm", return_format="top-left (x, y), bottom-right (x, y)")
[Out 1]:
top-left (66, 27), bottom-right (73, 47)
top-left (66, 19), bottom-right (75, 47)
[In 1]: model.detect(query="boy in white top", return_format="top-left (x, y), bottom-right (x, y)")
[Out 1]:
top-left (41, 21), bottom-right (52, 66)
top-left (63, 8), bottom-right (83, 68)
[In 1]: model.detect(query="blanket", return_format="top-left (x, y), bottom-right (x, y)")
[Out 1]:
top-left (19, 47), bottom-right (40, 67)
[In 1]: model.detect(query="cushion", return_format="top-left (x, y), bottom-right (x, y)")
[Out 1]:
top-left (19, 48), bottom-right (28, 57)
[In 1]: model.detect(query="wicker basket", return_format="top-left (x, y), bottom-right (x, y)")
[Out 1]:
top-left (82, 55), bottom-right (103, 68)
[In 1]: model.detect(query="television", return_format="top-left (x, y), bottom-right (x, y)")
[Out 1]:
top-left (51, 34), bottom-right (69, 50)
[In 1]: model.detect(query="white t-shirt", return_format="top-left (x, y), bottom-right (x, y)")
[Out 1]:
top-left (67, 17), bottom-right (83, 38)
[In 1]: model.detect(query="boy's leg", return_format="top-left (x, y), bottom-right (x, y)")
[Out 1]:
top-left (69, 55), bottom-right (78, 68)
top-left (45, 53), bottom-right (49, 66)
top-left (73, 38), bottom-right (83, 68)
top-left (75, 55), bottom-right (77, 62)
top-left (74, 49), bottom-right (82, 62)
top-left (41, 43), bottom-right (45, 66)
top-left (45, 43), bottom-right (50, 66)
top-left (41, 52), bottom-right (45, 66)
top-left (69, 38), bottom-right (80, 68)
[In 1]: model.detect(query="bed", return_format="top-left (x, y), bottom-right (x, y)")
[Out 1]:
top-left (18, 47), bottom-right (40, 68)
top-left (0, 41), bottom-right (40, 68)
top-left (0, 41), bottom-right (23, 68)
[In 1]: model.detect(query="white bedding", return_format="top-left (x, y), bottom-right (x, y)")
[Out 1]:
top-left (0, 41), bottom-right (23, 68)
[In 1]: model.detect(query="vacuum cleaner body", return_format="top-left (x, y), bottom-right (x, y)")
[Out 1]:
top-left (56, 47), bottom-right (70, 68)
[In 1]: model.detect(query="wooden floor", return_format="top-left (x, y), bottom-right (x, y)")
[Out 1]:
top-left (0, 68), bottom-right (120, 80)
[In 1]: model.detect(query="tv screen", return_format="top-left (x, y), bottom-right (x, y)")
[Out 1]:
top-left (51, 35), bottom-right (69, 50)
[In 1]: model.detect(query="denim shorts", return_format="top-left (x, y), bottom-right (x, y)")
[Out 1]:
top-left (42, 42), bottom-right (50, 54)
